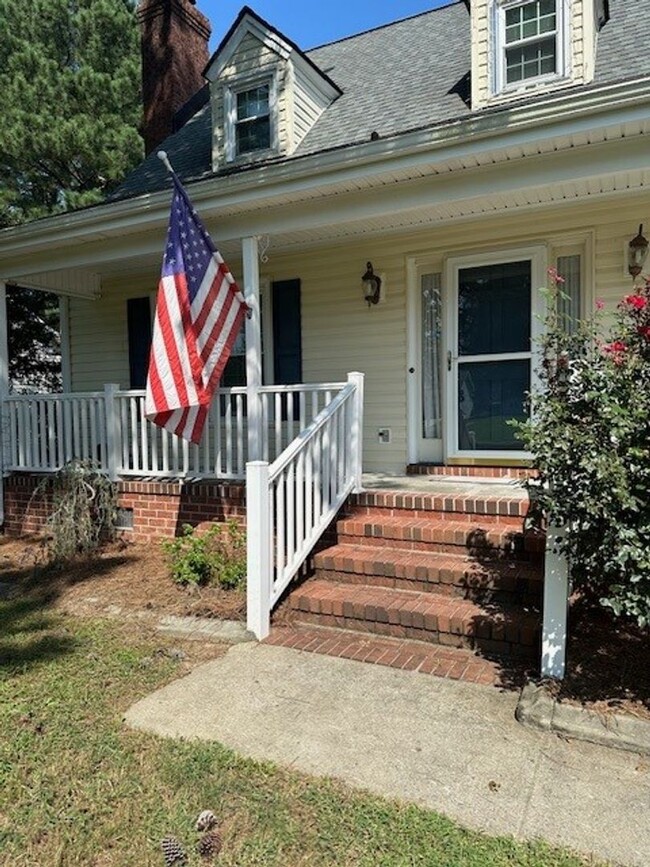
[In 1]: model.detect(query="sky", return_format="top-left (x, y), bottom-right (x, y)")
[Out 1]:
top-left (200, 1), bottom-right (450, 52)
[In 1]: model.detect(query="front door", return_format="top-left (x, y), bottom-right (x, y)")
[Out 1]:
top-left (445, 249), bottom-right (545, 461)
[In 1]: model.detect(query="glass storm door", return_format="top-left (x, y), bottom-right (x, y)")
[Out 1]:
top-left (447, 257), bottom-right (536, 459)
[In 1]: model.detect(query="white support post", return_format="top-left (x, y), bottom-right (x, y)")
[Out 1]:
top-left (243, 236), bottom-right (263, 462)
top-left (541, 524), bottom-right (569, 679)
top-left (59, 296), bottom-right (71, 392)
top-left (347, 371), bottom-right (364, 493)
top-left (0, 281), bottom-right (9, 527)
top-left (104, 383), bottom-right (120, 482)
top-left (246, 460), bottom-right (272, 640)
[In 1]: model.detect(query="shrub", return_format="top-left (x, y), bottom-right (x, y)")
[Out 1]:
top-left (162, 521), bottom-right (246, 590)
top-left (513, 273), bottom-right (650, 627)
top-left (32, 459), bottom-right (118, 564)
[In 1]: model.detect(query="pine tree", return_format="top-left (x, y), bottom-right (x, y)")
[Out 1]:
top-left (0, 0), bottom-right (143, 226)
top-left (0, 0), bottom-right (143, 389)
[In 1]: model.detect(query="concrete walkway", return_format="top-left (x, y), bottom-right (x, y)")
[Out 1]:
top-left (125, 643), bottom-right (650, 867)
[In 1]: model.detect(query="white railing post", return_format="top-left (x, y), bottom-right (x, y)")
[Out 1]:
top-left (104, 383), bottom-right (120, 481)
top-left (0, 281), bottom-right (8, 526)
top-left (243, 236), bottom-right (263, 462)
top-left (246, 460), bottom-right (272, 640)
top-left (347, 371), bottom-right (364, 493)
top-left (541, 524), bottom-right (569, 679)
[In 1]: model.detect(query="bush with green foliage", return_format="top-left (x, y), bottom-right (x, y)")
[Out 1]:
top-left (33, 459), bottom-right (118, 564)
top-left (514, 272), bottom-right (650, 627)
top-left (163, 522), bottom-right (247, 590)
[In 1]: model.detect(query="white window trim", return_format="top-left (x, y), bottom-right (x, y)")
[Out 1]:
top-left (224, 70), bottom-right (279, 163)
top-left (490, 0), bottom-right (570, 97)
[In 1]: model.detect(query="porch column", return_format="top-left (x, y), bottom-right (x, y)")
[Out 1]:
top-left (540, 524), bottom-right (569, 679)
top-left (242, 236), bottom-right (263, 462)
top-left (59, 296), bottom-right (71, 391)
top-left (0, 281), bottom-right (8, 526)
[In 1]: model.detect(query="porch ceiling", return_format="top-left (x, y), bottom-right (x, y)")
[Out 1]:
top-left (1, 110), bottom-right (649, 287)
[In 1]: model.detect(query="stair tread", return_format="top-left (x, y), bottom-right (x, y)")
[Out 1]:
top-left (289, 578), bottom-right (539, 625)
top-left (314, 542), bottom-right (542, 578)
top-left (264, 625), bottom-right (531, 686)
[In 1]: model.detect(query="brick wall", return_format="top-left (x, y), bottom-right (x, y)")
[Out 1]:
top-left (3, 474), bottom-right (246, 541)
top-left (137, 0), bottom-right (211, 154)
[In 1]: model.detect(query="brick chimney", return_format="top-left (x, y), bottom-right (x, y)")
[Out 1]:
top-left (137, 0), bottom-right (211, 154)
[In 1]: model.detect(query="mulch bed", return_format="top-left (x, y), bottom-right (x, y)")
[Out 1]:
top-left (0, 534), bottom-right (246, 622)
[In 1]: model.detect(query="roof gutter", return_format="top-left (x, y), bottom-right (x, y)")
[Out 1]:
top-left (1, 76), bottom-right (650, 258)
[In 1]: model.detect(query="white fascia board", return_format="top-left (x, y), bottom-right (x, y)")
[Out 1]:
top-left (1, 76), bottom-right (650, 262)
top-left (204, 15), bottom-right (291, 82)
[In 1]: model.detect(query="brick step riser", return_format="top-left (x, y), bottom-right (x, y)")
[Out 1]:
top-left (345, 505), bottom-right (529, 522)
top-left (337, 531), bottom-right (545, 559)
top-left (405, 465), bottom-right (536, 480)
top-left (288, 609), bottom-right (538, 660)
top-left (313, 568), bottom-right (542, 606)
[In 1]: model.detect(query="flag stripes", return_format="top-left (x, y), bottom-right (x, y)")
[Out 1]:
top-left (145, 174), bottom-right (249, 444)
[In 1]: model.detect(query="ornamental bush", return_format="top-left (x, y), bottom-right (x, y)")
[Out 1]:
top-left (514, 274), bottom-right (650, 628)
top-left (163, 521), bottom-right (246, 590)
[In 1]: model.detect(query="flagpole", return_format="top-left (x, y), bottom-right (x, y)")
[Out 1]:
top-left (157, 151), bottom-right (251, 318)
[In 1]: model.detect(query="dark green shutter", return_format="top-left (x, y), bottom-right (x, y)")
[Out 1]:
top-left (127, 297), bottom-right (153, 389)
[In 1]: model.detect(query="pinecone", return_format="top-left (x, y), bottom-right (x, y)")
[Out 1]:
top-left (195, 809), bottom-right (217, 831)
top-left (161, 836), bottom-right (188, 866)
top-left (197, 832), bottom-right (223, 859)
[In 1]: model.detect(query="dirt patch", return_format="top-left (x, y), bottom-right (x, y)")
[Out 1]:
top-left (0, 534), bottom-right (246, 623)
top-left (554, 598), bottom-right (650, 722)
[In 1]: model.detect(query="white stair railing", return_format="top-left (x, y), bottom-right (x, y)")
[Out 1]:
top-left (247, 372), bottom-right (364, 640)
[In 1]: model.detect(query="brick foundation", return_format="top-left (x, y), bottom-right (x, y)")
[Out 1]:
top-left (3, 474), bottom-right (246, 541)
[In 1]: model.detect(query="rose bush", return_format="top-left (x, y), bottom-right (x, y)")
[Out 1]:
top-left (514, 275), bottom-right (650, 627)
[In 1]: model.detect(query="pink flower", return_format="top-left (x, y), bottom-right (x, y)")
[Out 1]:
top-left (596, 299), bottom-right (605, 310)
top-left (623, 294), bottom-right (647, 310)
top-left (601, 340), bottom-right (628, 365)
top-left (547, 267), bottom-right (566, 285)
top-left (638, 325), bottom-right (650, 340)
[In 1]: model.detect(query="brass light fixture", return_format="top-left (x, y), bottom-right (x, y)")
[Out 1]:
top-left (627, 224), bottom-right (649, 278)
top-left (362, 261), bottom-right (381, 306)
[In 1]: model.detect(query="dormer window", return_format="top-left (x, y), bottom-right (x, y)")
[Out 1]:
top-left (224, 75), bottom-right (278, 162)
top-left (492, 0), bottom-right (567, 95)
top-left (235, 83), bottom-right (271, 155)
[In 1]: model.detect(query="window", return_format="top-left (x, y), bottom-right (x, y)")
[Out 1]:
top-left (493, 0), bottom-right (566, 94)
top-left (234, 83), bottom-right (271, 156)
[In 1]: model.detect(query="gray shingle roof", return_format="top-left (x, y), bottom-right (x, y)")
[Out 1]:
top-left (110, 0), bottom-right (650, 202)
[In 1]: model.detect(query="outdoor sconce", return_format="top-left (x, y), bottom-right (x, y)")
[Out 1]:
top-left (627, 224), bottom-right (649, 278)
top-left (362, 261), bottom-right (382, 306)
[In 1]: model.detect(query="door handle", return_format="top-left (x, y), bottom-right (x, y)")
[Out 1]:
top-left (447, 350), bottom-right (453, 372)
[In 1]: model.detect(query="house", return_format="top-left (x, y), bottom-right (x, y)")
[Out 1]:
top-left (0, 0), bottom-right (647, 679)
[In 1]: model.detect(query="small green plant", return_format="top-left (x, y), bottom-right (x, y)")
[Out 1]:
top-left (31, 459), bottom-right (118, 564)
top-left (162, 521), bottom-right (246, 590)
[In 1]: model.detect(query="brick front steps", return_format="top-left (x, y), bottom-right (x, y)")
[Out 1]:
top-left (264, 626), bottom-right (531, 688)
top-left (279, 482), bottom-right (544, 674)
top-left (406, 464), bottom-right (536, 480)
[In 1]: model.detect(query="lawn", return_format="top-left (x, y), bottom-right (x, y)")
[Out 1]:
top-left (0, 596), bottom-right (603, 867)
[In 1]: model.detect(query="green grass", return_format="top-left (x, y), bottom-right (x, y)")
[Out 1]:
top-left (0, 599), bottom-right (600, 866)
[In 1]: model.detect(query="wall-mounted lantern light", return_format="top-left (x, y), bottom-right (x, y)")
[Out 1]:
top-left (362, 261), bottom-right (382, 306)
top-left (627, 224), bottom-right (649, 278)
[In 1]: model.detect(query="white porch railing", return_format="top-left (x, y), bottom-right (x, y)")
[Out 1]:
top-left (1, 382), bottom-right (346, 481)
top-left (246, 372), bottom-right (364, 640)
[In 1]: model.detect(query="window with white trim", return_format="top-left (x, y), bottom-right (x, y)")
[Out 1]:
top-left (493, 0), bottom-right (566, 94)
top-left (234, 83), bottom-right (271, 156)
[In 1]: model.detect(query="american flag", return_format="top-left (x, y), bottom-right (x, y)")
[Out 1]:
top-left (145, 174), bottom-right (249, 443)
